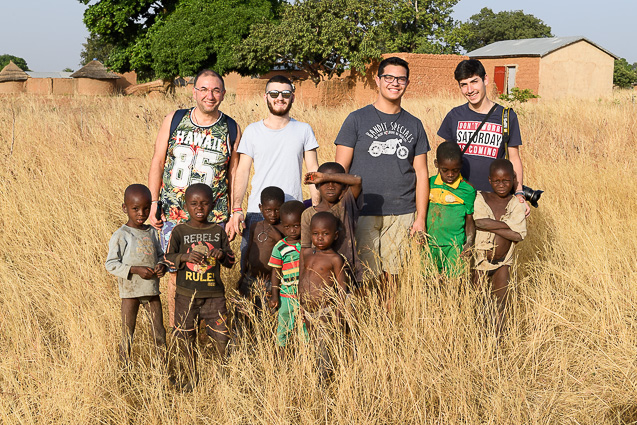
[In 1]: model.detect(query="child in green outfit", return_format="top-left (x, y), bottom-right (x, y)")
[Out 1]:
top-left (268, 200), bottom-right (308, 346)
top-left (426, 142), bottom-right (476, 276)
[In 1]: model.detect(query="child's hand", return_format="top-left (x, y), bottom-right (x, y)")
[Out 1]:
top-left (304, 172), bottom-right (324, 185)
top-left (208, 248), bottom-right (225, 260)
top-left (154, 263), bottom-right (167, 278)
top-left (183, 251), bottom-right (206, 265)
top-left (268, 296), bottom-right (280, 310)
top-left (131, 266), bottom-right (155, 279)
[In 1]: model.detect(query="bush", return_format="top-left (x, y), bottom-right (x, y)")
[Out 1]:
top-left (499, 87), bottom-right (540, 103)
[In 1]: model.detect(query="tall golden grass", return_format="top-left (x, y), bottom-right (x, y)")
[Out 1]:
top-left (0, 89), bottom-right (636, 424)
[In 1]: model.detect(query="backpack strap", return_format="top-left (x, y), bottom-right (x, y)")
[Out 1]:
top-left (226, 115), bottom-right (238, 149)
top-left (169, 108), bottom-right (238, 148)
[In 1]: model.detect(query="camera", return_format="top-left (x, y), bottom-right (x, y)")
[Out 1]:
top-left (522, 185), bottom-right (543, 208)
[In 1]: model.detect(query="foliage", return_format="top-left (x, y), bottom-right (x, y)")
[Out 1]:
top-left (150, 0), bottom-right (274, 79)
top-left (499, 87), bottom-right (539, 103)
top-left (80, 33), bottom-right (115, 66)
top-left (0, 54), bottom-right (30, 71)
top-left (62, 68), bottom-right (74, 73)
top-left (460, 7), bottom-right (552, 52)
top-left (237, 0), bottom-right (460, 84)
top-left (613, 58), bottom-right (637, 89)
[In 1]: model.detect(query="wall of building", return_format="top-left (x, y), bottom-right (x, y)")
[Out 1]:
top-left (539, 40), bottom-right (615, 99)
top-left (25, 78), bottom-right (53, 95)
top-left (476, 57), bottom-right (541, 99)
top-left (0, 81), bottom-right (26, 94)
top-left (75, 78), bottom-right (116, 95)
top-left (52, 79), bottom-right (74, 95)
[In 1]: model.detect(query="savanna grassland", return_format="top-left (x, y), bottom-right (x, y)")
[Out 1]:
top-left (0, 89), bottom-right (636, 424)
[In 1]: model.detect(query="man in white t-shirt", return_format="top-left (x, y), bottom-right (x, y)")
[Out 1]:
top-left (229, 75), bottom-right (319, 272)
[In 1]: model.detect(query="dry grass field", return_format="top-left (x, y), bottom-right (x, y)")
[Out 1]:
top-left (0, 89), bottom-right (636, 424)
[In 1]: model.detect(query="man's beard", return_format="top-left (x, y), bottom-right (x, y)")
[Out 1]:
top-left (267, 99), bottom-right (292, 116)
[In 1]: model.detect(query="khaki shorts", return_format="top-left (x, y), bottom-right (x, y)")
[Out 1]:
top-left (356, 212), bottom-right (415, 277)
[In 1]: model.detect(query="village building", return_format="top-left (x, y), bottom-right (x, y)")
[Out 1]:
top-left (70, 60), bottom-right (120, 95)
top-left (0, 61), bottom-right (29, 94)
top-left (466, 36), bottom-right (617, 100)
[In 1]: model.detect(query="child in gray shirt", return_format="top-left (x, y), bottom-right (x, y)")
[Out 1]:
top-left (105, 184), bottom-right (167, 365)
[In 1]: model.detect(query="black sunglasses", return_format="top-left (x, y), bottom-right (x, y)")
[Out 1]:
top-left (266, 90), bottom-right (293, 99)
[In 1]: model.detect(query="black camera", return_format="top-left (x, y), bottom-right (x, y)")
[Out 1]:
top-left (522, 185), bottom-right (543, 208)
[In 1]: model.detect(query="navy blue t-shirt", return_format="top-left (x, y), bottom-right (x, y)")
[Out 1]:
top-left (437, 103), bottom-right (522, 192)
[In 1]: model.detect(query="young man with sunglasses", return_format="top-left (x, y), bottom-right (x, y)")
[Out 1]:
top-left (229, 75), bottom-right (319, 273)
top-left (334, 57), bottom-right (430, 307)
top-left (148, 69), bottom-right (241, 326)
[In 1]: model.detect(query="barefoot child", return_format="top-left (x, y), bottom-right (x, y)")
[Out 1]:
top-left (473, 159), bottom-right (527, 333)
top-left (268, 200), bottom-right (307, 347)
top-left (105, 184), bottom-right (167, 365)
top-left (301, 162), bottom-right (363, 287)
top-left (426, 142), bottom-right (476, 276)
top-left (163, 184), bottom-right (235, 389)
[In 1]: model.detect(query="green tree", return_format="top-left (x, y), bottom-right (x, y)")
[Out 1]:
top-left (237, 0), bottom-right (460, 85)
top-left (79, 0), bottom-right (278, 80)
top-left (461, 7), bottom-right (552, 52)
top-left (79, 33), bottom-right (115, 66)
top-left (0, 54), bottom-right (30, 71)
top-left (613, 58), bottom-right (637, 89)
top-left (62, 68), bottom-right (74, 72)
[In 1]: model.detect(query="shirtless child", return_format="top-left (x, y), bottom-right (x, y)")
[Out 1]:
top-left (473, 159), bottom-right (527, 335)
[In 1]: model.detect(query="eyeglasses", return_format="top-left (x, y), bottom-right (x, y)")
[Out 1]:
top-left (379, 74), bottom-right (408, 85)
top-left (194, 86), bottom-right (223, 96)
top-left (266, 90), bottom-right (293, 99)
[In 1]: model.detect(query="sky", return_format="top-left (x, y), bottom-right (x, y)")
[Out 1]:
top-left (0, 0), bottom-right (634, 72)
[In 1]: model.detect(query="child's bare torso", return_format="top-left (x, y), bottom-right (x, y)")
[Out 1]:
top-left (248, 221), bottom-right (283, 278)
top-left (299, 249), bottom-right (341, 312)
top-left (481, 192), bottom-right (513, 263)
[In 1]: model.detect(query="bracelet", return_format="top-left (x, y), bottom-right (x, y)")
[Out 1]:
top-left (515, 191), bottom-right (524, 197)
top-left (151, 200), bottom-right (159, 204)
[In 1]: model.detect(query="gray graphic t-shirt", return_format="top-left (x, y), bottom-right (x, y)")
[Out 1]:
top-left (334, 105), bottom-right (430, 216)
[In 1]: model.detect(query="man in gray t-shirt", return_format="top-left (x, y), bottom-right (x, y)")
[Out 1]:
top-left (335, 57), bottom-right (430, 298)
top-left (229, 75), bottom-right (319, 272)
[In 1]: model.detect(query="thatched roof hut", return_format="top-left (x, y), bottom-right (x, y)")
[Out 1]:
top-left (0, 61), bottom-right (29, 82)
top-left (70, 60), bottom-right (120, 80)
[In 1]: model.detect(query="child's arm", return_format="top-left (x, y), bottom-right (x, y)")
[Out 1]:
top-left (163, 228), bottom-right (206, 270)
top-left (475, 219), bottom-right (523, 242)
top-left (269, 267), bottom-right (281, 310)
top-left (304, 172), bottom-right (363, 200)
top-left (243, 223), bottom-right (257, 273)
top-left (463, 213), bottom-right (475, 254)
top-left (331, 255), bottom-right (347, 323)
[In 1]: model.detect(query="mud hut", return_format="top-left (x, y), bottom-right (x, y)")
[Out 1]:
top-left (70, 60), bottom-right (120, 95)
top-left (0, 61), bottom-right (28, 94)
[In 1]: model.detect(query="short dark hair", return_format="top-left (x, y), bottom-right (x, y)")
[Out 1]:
top-left (317, 162), bottom-right (346, 174)
top-left (279, 200), bottom-right (305, 220)
top-left (489, 159), bottom-right (514, 176)
top-left (454, 59), bottom-right (486, 82)
top-left (265, 75), bottom-right (294, 92)
top-left (124, 184), bottom-right (151, 203)
top-left (378, 56), bottom-right (410, 79)
top-left (436, 142), bottom-right (463, 164)
top-left (261, 186), bottom-right (285, 205)
top-left (194, 69), bottom-right (225, 89)
top-left (310, 211), bottom-right (338, 231)
top-left (185, 183), bottom-right (213, 201)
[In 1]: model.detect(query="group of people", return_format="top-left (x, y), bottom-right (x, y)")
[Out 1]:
top-left (105, 57), bottom-right (529, 388)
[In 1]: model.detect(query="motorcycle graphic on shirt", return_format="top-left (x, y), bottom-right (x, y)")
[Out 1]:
top-left (368, 138), bottom-right (409, 159)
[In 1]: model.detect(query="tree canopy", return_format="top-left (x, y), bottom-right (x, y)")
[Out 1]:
top-left (80, 33), bottom-right (115, 66)
top-left (460, 7), bottom-right (552, 53)
top-left (613, 58), bottom-right (637, 89)
top-left (237, 0), bottom-right (461, 84)
top-left (0, 54), bottom-right (30, 71)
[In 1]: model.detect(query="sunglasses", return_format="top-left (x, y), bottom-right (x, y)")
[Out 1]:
top-left (266, 90), bottom-right (293, 99)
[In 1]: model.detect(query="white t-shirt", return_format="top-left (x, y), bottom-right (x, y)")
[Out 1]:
top-left (238, 119), bottom-right (319, 213)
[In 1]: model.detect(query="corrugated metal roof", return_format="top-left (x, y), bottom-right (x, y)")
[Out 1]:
top-left (467, 36), bottom-right (618, 59)
top-left (26, 72), bottom-right (73, 79)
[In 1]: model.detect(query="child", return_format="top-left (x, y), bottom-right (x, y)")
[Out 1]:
top-left (105, 184), bottom-right (167, 365)
top-left (163, 183), bottom-right (235, 388)
top-left (301, 162), bottom-right (363, 286)
top-left (268, 200), bottom-right (307, 347)
top-left (426, 142), bottom-right (476, 276)
top-left (235, 186), bottom-right (285, 339)
top-left (473, 159), bottom-right (527, 334)
top-left (299, 212), bottom-right (346, 380)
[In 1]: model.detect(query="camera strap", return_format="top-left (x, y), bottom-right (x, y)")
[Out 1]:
top-left (462, 104), bottom-right (498, 155)
top-left (498, 107), bottom-right (511, 159)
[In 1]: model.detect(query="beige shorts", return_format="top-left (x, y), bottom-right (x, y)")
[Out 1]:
top-left (356, 212), bottom-right (415, 277)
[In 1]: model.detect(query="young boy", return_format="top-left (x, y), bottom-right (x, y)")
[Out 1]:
top-left (105, 184), bottom-right (167, 365)
top-left (301, 162), bottom-right (363, 287)
top-left (473, 159), bottom-right (527, 334)
top-left (299, 212), bottom-right (346, 380)
top-left (268, 200), bottom-right (307, 347)
top-left (163, 183), bottom-right (235, 388)
top-left (426, 142), bottom-right (476, 276)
